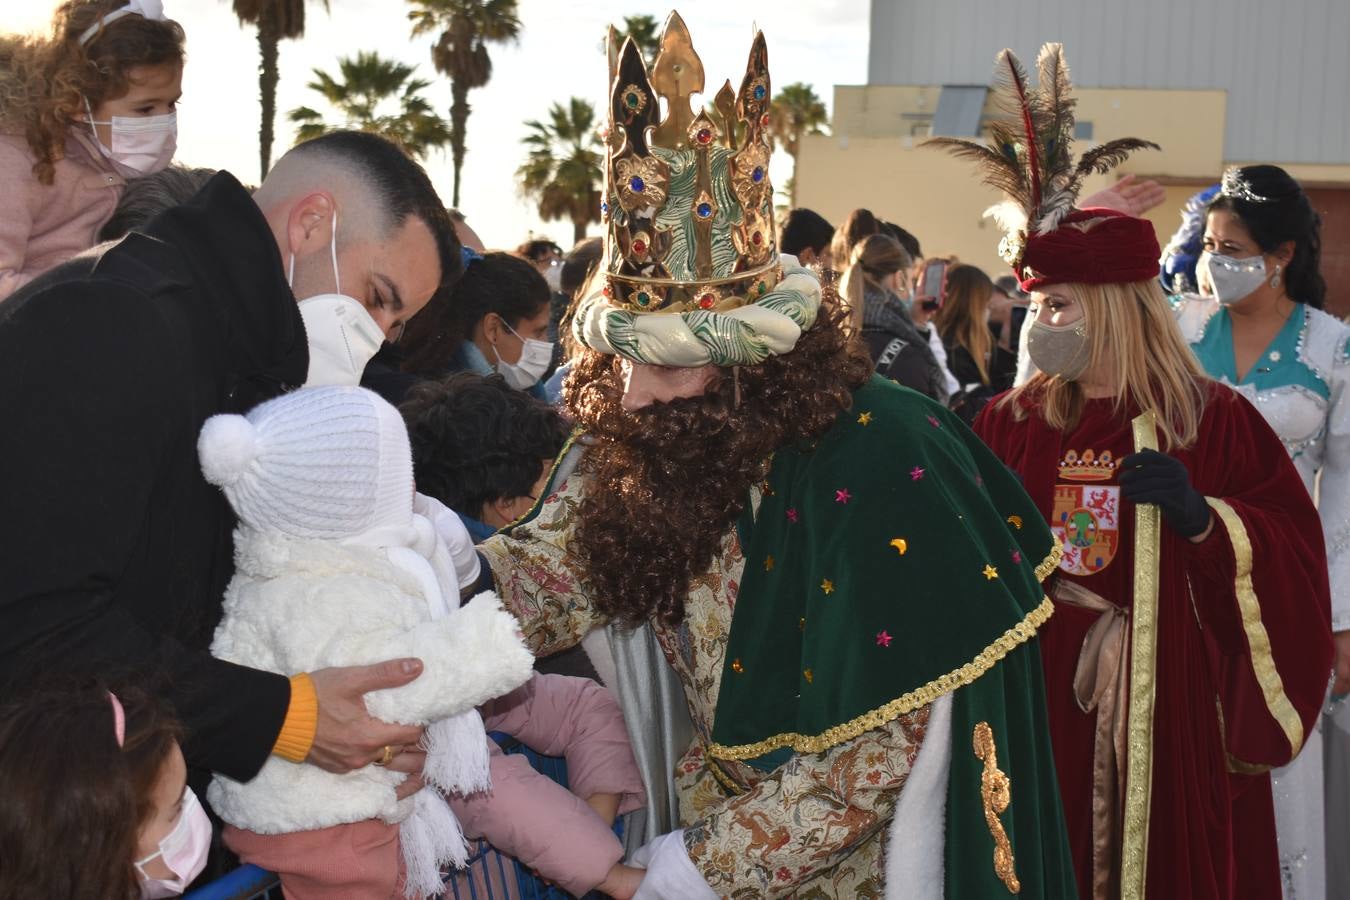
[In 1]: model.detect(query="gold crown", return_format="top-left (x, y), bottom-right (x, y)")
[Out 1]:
top-left (1057, 449), bottom-right (1118, 482)
top-left (600, 12), bottom-right (781, 315)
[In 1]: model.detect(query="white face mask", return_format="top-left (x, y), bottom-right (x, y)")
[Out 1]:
top-left (491, 318), bottom-right (554, 390)
top-left (136, 788), bottom-right (212, 898)
top-left (1199, 251), bottom-right (1267, 307)
top-left (84, 98), bottom-right (176, 178)
top-left (291, 209), bottom-right (386, 387)
top-left (543, 263), bottom-right (563, 293)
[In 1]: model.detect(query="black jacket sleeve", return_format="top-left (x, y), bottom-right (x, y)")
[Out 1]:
top-left (0, 281), bottom-right (290, 781)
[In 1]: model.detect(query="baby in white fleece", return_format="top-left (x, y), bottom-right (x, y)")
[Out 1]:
top-left (198, 385), bottom-right (534, 898)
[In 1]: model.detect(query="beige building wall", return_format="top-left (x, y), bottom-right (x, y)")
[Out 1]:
top-left (795, 84), bottom-right (1350, 278)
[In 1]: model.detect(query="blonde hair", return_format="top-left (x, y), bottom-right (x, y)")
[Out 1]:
top-left (838, 233), bottom-right (910, 332)
top-left (1000, 280), bottom-right (1208, 449)
top-left (935, 264), bottom-right (993, 384)
top-left (0, 1), bottom-right (185, 185)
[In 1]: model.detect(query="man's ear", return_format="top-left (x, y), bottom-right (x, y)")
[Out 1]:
top-left (285, 192), bottom-right (336, 261)
top-left (798, 247), bottom-right (818, 266)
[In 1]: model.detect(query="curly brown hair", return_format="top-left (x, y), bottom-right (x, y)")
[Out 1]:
top-left (563, 288), bottom-right (872, 627)
top-left (0, 1), bottom-right (185, 185)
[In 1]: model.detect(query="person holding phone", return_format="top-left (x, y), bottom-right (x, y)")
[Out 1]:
top-left (910, 256), bottom-right (960, 396)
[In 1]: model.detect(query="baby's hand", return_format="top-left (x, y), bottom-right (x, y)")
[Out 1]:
top-left (597, 862), bottom-right (644, 899)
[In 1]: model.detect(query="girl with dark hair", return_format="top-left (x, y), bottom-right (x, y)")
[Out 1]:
top-left (401, 251), bottom-right (555, 398)
top-left (1174, 164), bottom-right (1350, 900)
top-left (0, 682), bottom-right (205, 899)
top-left (934, 264), bottom-right (1015, 424)
top-left (0, 0), bottom-right (186, 299)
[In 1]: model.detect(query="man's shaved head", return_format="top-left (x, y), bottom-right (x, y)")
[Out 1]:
top-left (253, 131), bottom-right (463, 337)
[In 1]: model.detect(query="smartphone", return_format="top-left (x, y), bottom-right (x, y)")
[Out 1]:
top-left (918, 260), bottom-right (947, 312)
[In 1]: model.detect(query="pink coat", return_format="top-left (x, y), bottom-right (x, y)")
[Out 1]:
top-left (0, 129), bottom-right (123, 301)
top-left (225, 673), bottom-right (646, 899)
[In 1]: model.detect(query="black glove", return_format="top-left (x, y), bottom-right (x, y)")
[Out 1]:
top-left (1118, 449), bottom-right (1212, 538)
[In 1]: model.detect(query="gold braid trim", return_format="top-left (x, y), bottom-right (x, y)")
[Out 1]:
top-left (708, 596), bottom-right (1054, 761)
top-left (1035, 543), bottom-right (1063, 583)
top-left (1206, 497), bottom-right (1305, 758)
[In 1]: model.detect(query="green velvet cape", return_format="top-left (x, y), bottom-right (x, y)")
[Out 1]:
top-left (708, 375), bottom-right (1077, 898)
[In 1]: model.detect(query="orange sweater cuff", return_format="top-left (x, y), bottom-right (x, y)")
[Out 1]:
top-left (272, 673), bottom-right (318, 762)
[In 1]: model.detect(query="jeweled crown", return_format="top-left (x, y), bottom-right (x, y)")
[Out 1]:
top-left (600, 12), bottom-right (780, 315)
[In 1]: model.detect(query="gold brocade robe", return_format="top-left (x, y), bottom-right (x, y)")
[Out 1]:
top-left (480, 475), bottom-right (929, 899)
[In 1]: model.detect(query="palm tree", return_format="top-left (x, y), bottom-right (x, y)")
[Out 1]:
top-left (517, 98), bottom-right (604, 244)
top-left (609, 14), bottom-right (660, 68)
top-left (768, 82), bottom-right (829, 206)
top-left (230, 0), bottom-right (329, 181)
top-left (288, 51), bottom-right (451, 160)
top-left (407, 0), bottom-right (521, 207)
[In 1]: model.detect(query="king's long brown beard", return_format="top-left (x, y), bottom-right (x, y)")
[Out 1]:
top-left (562, 296), bottom-right (871, 626)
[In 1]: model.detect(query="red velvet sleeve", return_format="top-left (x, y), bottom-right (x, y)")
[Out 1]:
top-left (1184, 385), bottom-right (1333, 769)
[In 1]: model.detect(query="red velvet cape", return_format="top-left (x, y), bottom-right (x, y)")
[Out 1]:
top-left (975, 382), bottom-right (1332, 900)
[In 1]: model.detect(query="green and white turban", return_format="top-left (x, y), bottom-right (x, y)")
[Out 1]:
top-left (572, 255), bottom-right (822, 367)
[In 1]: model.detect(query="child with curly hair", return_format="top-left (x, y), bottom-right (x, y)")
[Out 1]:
top-left (0, 0), bottom-right (185, 299)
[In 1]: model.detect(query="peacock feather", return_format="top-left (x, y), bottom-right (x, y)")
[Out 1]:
top-left (926, 43), bottom-right (1159, 240)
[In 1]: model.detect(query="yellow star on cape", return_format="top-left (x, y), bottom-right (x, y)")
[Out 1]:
top-left (764, 555), bottom-right (775, 572)
top-left (821, 578), bottom-right (835, 595)
top-left (983, 565), bottom-right (1000, 581)
top-left (857, 411), bottom-right (873, 426)
top-left (890, 538), bottom-right (908, 556)
top-left (803, 668), bottom-right (814, 683)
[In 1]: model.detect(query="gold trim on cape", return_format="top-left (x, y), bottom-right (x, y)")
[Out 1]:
top-left (707, 595), bottom-right (1054, 761)
top-left (1035, 543), bottom-right (1064, 582)
top-left (1206, 497), bottom-right (1305, 758)
top-left (974, 721), bottom-right (1022, 893)
top-left (1121, 412), bottom-right (1160, 900)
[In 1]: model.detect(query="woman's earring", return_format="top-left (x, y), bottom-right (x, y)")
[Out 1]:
top-left (1270, 264), bottom-right (1282, 290)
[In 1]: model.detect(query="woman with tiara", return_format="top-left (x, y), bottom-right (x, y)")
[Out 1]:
top-left (1174, 165), bottom-right (1350, 899)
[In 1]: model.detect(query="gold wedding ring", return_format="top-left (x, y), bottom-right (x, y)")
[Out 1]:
top-left (375, 745), bottom-right (395, 767)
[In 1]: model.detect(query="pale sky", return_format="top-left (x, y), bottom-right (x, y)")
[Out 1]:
top-left (5, 0), bottom-right (869, 249)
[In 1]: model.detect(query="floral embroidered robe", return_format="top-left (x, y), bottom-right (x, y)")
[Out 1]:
top-left (481, 376), bottom-right (1077, 898)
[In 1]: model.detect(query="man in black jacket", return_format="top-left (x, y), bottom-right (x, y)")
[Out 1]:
top-left (0, 131), bottom-right (460, 788)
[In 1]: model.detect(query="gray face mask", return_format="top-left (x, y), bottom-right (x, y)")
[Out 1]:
top-left (1198, 251), bottom-right (1267, 306)
top-left (1026, 318), bottom-right (1090, 381)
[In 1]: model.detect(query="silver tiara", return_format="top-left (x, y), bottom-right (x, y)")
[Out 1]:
top-left (1220, 167), bottom-right (1274, 204)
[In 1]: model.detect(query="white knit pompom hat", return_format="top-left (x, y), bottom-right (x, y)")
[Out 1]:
top-left (198, 386), bottom-right (413, 540)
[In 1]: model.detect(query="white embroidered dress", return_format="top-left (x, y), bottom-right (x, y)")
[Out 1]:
top-left (1175, 295), bottom-right (1350, 900)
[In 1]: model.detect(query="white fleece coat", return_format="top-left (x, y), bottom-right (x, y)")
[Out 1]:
top-left (208, 526), bottom-right (535, 835)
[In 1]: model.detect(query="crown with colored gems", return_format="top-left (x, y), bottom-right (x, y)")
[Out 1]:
top-left (600, 12), bottom-right (779, 315)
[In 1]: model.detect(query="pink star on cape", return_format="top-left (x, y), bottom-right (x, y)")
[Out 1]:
top-left (927, 415), bottom-right (941, 428)
top-left (835, 488), bottom-right (852, 504)
top-left (1011, 550), bottom-right (1022, 564)
top-left (910, 466), bottom-right (926, 481)
top-left (876, 630), bottom-right (893, 648)
top-left (786, 508), bottom-right (799, 523)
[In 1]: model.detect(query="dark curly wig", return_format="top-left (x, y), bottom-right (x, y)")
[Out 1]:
top-left (563, 289), bottom-right (872, 626)
top-left (401, 373), bottom-right (569, 518)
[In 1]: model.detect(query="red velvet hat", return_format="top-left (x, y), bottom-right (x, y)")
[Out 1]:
top-left (1016, 207), bottom-right (1161, 292)
top-left (927, 43), bottom-right (1160, 294)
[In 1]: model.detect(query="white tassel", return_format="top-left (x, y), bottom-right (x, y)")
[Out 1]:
top-left (400, 787), bottom-right (470, 898)
top-left (422, 711), bottom-right (492, 796)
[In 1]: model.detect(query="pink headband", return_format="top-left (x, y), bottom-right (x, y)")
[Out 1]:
top-left (108, 691), bottom-right (126, 747)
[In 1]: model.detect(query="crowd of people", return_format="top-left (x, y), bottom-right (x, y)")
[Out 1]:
top-left (0, 3), bottom-right (1347, 900)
